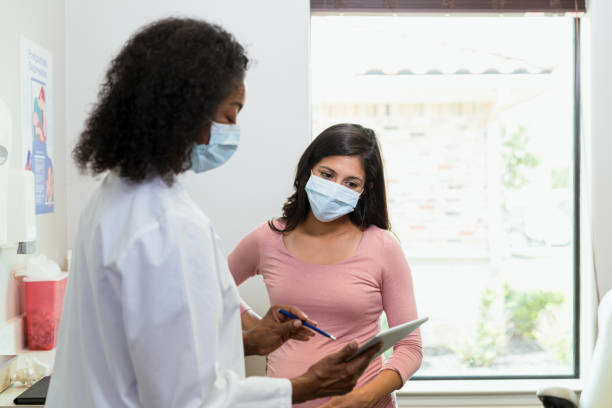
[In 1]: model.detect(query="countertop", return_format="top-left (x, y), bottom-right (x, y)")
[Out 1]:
top-left (0, 350), bottom-right (55, 408)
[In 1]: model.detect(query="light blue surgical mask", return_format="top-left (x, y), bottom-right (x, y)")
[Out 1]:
top-left (189, 121), bottom-right (240, 173)
top-left (305, 173), bottom-right (362, 222)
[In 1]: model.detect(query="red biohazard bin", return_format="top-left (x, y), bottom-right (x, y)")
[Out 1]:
top-left (23, 274), bottom-right (68, 350)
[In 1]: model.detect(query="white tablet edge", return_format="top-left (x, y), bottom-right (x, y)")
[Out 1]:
top-left (346, 316), bottom-right (428, 361)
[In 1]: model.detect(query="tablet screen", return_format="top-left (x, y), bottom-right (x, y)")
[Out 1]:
top-left (346, 317), bottom-right (428, 362)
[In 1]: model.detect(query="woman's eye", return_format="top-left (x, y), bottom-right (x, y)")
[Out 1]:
top-left (346, 182), bottom-right (358, 188)
top-left (321, 172), bottom-right (332, 178)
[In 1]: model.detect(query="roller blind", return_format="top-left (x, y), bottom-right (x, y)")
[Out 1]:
top-left (311, 0), bottom-right (585, 13)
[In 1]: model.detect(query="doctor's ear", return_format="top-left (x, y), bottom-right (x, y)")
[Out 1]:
top-left (198, 120), bottom-right (213, 145)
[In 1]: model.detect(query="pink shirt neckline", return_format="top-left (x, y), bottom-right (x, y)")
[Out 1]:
top-left (277, 225), bottom-right (371, 267)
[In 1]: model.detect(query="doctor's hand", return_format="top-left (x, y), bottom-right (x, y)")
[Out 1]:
top-left (290, 340), bottom-right (382, 404)
top-left (243, 305), bottom-right (316, 356)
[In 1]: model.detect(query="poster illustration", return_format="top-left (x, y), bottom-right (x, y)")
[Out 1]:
top-left (21, 37), bottom-right (54, 214)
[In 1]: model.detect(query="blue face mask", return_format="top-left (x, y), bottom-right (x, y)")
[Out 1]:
top-left (305, 173), bottom-right (362, 222)
top-left (189, 121), bottom-right (240, 173)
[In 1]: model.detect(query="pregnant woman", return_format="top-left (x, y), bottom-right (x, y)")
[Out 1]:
top-left (229, 123), bottom-right (423, 408)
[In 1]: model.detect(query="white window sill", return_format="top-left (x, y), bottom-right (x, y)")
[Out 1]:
top-left (396, 378), bottom-right (582, 407)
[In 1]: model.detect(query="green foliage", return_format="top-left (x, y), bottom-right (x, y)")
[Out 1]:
top-left (550, 335), bottom-right (571, 366)
top-left (504, 284), bottom-right (565, 340)
top-left (501, 126), bottom-right (540, 189)
top-left (455, 287), bottom-right (505, 367)
top-left (552, 167), bottom-right (570, 189)
top-left (533, 301), bottom-right (572, 367)
top-left (456, 337), bottom-right (500, 368)
top-left (454, 285), bottom-right (567, 368)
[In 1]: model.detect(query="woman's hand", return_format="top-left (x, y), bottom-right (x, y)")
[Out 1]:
top-left (319, 389), bottom-right (375, 408)
top-left (243, 305), bottom-right (316, 356)
top-left (321, 367), bottom-right (403, 408)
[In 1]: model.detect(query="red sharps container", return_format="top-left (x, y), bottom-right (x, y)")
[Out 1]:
top-left (23, 272), bottom-right (68, 350)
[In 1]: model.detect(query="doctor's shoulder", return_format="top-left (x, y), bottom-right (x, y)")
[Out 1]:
top-left (106, 175), bottom-right (208, 233)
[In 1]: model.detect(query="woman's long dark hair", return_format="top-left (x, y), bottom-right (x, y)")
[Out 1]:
top-left (270, 123), bottom-right (390, 233)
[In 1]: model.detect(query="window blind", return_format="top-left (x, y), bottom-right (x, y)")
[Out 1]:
top-left (311, 0), bottom-right (585, 13)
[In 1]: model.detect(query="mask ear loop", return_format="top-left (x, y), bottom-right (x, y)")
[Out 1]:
top-left (358, 189), bottom-right (367, 227)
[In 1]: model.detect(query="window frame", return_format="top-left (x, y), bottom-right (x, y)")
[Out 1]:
top-left (309, 11), bottom-right (583, 382)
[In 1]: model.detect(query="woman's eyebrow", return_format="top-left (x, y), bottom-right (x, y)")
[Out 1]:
top-left (345, 175), bottom-right (364, 183)
top-left (319, 166), bottom-right (336, 174)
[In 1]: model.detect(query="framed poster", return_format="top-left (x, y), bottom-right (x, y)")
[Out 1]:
top-left (21, 37), bottom-right (54, 214)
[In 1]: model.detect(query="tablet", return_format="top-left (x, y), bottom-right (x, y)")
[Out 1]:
top-left (346, 317), bottom-right (428, 362)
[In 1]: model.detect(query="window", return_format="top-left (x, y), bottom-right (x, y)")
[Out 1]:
top-left (311, 15), bottom-right (579, 378)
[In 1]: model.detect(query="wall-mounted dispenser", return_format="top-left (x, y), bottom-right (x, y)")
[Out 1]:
top-left (7, 169), bottom-right (36, 253)
top-left (0, 97), bottom-right (36, 253)
top-left (0, 98), bottom-right (12, 246)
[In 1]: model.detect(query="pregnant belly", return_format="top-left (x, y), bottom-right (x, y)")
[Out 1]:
top-left (267, 341), bottom-right (389, 408)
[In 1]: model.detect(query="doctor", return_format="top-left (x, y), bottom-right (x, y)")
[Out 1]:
top-left (46, 18), bottom-right (379, 408)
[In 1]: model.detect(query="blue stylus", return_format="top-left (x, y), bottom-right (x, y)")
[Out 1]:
top-left (279, 309), bottom-right (337, 341)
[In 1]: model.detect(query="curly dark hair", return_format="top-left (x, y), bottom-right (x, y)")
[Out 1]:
top-left (270, 123), bottom-right (390, 233)
top-left (73, 17), bottom-right (248, 183)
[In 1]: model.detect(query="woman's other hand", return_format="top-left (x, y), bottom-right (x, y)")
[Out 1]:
top-left (319, 389), bottom-right (376, 408)
top-left (243, 305), bottom-right (316, 356)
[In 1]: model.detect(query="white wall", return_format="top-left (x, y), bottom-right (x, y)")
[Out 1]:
top-left (585, 0), bottom-right (612, 301)
top-left (65, 0), bottom-right (311, 374)
top-left (63, 0), bottom-right (612, 383)
top-left (0, 1), bottom-right (67, 331)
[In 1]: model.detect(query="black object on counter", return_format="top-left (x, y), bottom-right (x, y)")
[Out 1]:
top-left (13, 376), bottom-right (50, 405)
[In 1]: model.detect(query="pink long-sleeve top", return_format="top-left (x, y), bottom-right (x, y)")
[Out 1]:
top-left (228, 222), bottom-right (423, 408)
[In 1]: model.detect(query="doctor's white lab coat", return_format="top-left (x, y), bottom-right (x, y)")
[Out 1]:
top-left (46, 173), bottom-right (291, 408)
